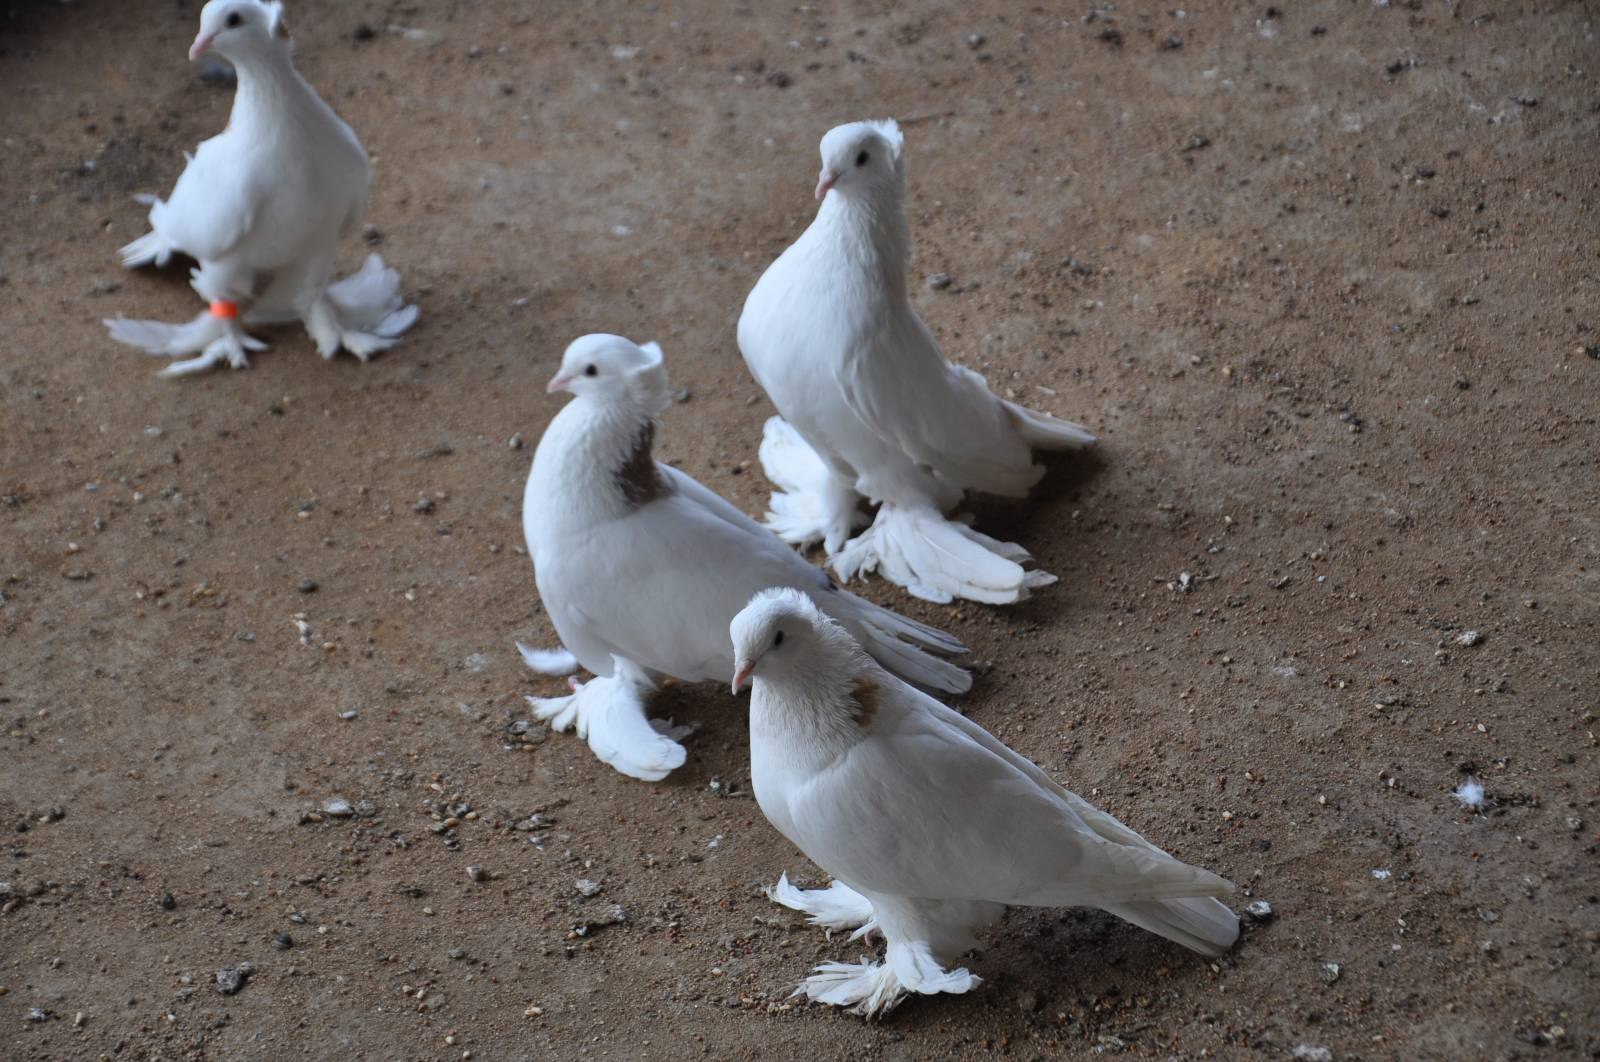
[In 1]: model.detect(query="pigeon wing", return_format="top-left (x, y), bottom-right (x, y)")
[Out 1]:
top-left (835, 309), bottom-right (1037, 494)
top-left (780, 678), bottom-right (1231, 909)
top-left (155, 135), bottom-right (266, 262)
top-left (540, 468), bottom-right (832, 684)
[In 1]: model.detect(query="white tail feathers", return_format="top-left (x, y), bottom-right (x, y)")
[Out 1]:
top-left (1005, 399), bottom-right (1097, 449)
top-left (825, 581), bottom-right (970, 693)
top-left (1102, 897), bottom-right (1240, 958)
top-left (515, 641), bottom-right (579, 676)
top-left (526, 667), bottom-right (686, 782)
top-left (119, 229), bottom-right (177, 269)
top-left (832, 505), bottom-right (1056, 605)
top-left (759, 417), bottom-right (866, 553)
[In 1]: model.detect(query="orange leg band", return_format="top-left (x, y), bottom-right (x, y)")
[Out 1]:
top-left (209, 300), bottom-right (241, 319)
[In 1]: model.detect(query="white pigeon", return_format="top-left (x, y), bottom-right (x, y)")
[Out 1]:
top-left (738, 119), bottom-right (1096, 605)
top-left (104, 0), bottom-right (418, 376)
top-left (519, 334), bottom-right (971, 782)
top-left (731, 588), bottom-right (1239, 1017)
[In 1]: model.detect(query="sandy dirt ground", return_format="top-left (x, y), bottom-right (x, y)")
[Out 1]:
top-left (3, 0), bottom-right (1598, 1058)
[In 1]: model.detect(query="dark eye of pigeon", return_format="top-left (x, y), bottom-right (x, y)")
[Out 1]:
top-left (773, 630), bottom-right (785, 647)
top-left (855, 150), bottom-right (870, 168)
top-left (225, 11), bottom-right (243, 27)
top-left (583, 364), bottom-right (598, 377)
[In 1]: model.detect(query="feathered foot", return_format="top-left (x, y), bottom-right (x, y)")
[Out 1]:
top-left (757, 417), bottom-right (866, 553)
top-left (830, 503), bottom-right (1056, 605)
top-left (526, 664), bottom-right (687, 782)
top-left (118, 227), bottom-right (177, 269)
top-left (768, 873), bottom-right (880, 939)
top-left (794, 940), bottom-right (979, 1018)
top-left (304, 254), bottom-right (419, 361)
top-left (515, 641), bottom-right (579, 677)
top-left (104, 310), bottom-right (267, 377)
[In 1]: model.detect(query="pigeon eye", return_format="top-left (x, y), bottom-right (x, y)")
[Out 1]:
top-left (225, 11), bottom-right (243, 27)
top-left (854, 150), bottom-right (870, 168)
top-left (773, 630), bottom-right (785, 648)
top-left (583, 364), bottom-right (598, 377)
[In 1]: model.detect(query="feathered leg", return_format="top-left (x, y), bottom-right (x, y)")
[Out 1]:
top-left (515, 641), bottom-right (579, 677)
top-left (768, 874), bottom-right (880, 939)
top-left (526, 656), bottom-right (688, 782)
top-left (302, 253), bottom-right (419, 361)
top-left (790, 894), bottom-right (987, 1018)
top-left (757, 417), bottom-right (866, 554)
top-left (830, 503), bottom-right (1056, 605)
top-left (104, 305), bottom-right (267, 376)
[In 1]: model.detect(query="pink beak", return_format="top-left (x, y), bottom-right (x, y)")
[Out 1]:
top-left (189, 34), bottom-right (214, 61)
top-left (814, 170), bottom-right (838, 201)
top-left (731, 660), bottom-right (754, 695)
top-left (546, 372), bottom-right (573, 394)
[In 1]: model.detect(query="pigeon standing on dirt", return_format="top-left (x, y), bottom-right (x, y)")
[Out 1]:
top-left (519, 334), bottom-right (970, 782)
top-left (105, 0), bottom-right (417, 376)
top-left (731, 589), bottom-right (1238, 1016)
top-left (738, 120), bottom-right (1095, 605)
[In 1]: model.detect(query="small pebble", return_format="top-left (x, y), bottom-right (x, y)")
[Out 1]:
top-left (1455, 630), bottom-right (1482, 647)
top-left (24, 1007), bottom-right (49, 1023)
top-left (160, 892), bottom-right (176, 911)
top-left (322, 798), bottom-right (353, 818)
top-left (1245, 900), bottom-right (1275, 922)
top-left (1292, 1047), bottom-right (1333, 1062)
top-left (297, 578), bottom-right (318, 593)
top-left (272, 933), bottom-right (293, 950)
top-left (1320, 961), bottom-right (1341, 984)
top-left (925, 272), bottom-right (953, 290)
top-left (413, 498), bottom-right (435, 514)
top-left (509, 432), bottom-right (526, 450)
top-left (575, 878), bottom-right (603, 898)
top-left (466, 865), bottom-right (487, 883)
top-left (215, 962), bottom-right (253, 995)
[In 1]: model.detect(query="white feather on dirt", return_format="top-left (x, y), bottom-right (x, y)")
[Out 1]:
top-left (1452, 776), bottom-right (1487, 810)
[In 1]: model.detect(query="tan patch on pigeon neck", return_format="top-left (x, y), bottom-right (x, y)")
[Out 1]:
top-left (847, 677), bottom-right (880, 728)
top-left (616, 422), bottom-right (673, 508)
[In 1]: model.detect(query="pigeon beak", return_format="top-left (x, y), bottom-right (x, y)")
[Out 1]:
top-left (189, 33), bottom-right (215, 61)
top-left (814, 170), bottom-right (839, 201)
top-left (731, 660), bottom-right (755, 695)
top-left (546, 372), bottom-right (574, 394)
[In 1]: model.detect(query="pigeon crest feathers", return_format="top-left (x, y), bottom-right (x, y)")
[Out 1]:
top-left (194, 0), bottom-right (291, 60)
top-left (731, 588), bottom-right (869, 694)
top-left (555, 334), bottom-right (672, 417)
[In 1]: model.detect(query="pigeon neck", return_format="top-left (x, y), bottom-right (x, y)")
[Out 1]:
top-left (531, 398), bottom-right (670, 525)
top-left (815, 190), bottom-right (910, 293)
top-left (228, 48), bottom-right (315, 126)
top-left (750, 654), bottom-right (877, 765)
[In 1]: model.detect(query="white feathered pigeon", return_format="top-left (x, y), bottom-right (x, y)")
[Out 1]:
top-left (519, 334), bottom-right (970, 782)
top-left (731, 588), bottom-right (1238, 1017)
top-left (104, 0), bottom-right (417, 376)
top-left (738, 119), bottom-right (1095, 605)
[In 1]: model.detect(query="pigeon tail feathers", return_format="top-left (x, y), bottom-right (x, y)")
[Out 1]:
top-left (758, 417), bottom-right (866, 552)
top-left (831, 504), bottom-right (1056, 605)
top-left (1100, 897), bottom-right (1240, 958)
top-left (1004, 398), bottom-right (1097, 450)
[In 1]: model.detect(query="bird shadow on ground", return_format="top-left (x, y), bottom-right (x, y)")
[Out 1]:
top-left (962, 446), bottom-right (1108, 610)
top-left (649, 678), bottom-right (754, 783)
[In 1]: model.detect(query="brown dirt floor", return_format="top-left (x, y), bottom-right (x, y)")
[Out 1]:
top-left (3, 0), bottom-right (1598, 1058)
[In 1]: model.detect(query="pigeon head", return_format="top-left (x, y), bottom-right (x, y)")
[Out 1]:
top-left (191, 0), bottom-right (289, 63)
top-left (548, 334), bottom-right (671, 415)
top-left (730, 588), bottom-right (834, 693)
top-left (814, 119), bottom-right (905, 201)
